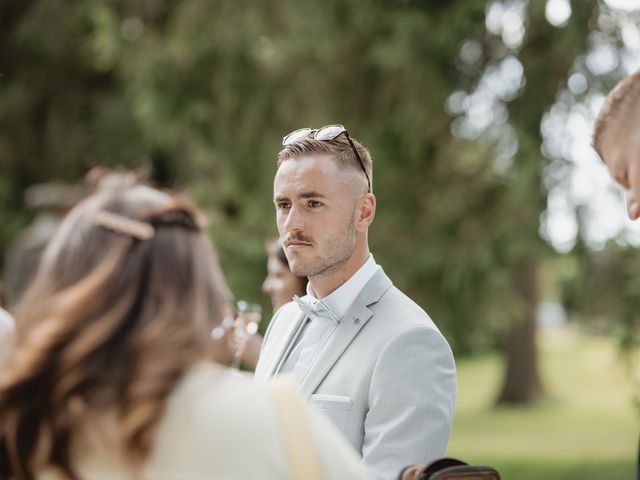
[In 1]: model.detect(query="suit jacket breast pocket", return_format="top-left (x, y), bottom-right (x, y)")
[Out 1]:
top-left (310, 394), bottom-right (353, 432)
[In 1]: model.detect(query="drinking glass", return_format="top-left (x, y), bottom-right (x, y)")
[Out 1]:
top-left (231, 300), bottom-right (262, 369)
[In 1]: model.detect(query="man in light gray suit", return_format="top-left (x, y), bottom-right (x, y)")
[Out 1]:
top-left (254, 124), bottom-right (456, 480)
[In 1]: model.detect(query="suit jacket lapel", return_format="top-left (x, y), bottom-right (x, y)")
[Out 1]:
top-left (298, 268), bottom-right (393, 396)
top-left (260, 309), bottom-right (307, 381)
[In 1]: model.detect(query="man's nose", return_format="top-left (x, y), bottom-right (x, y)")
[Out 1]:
top-left (284, 205), bottom-right (304, 232)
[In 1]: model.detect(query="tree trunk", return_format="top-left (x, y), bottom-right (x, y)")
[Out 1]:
top-left (496, 258), bottom-right (543, 405)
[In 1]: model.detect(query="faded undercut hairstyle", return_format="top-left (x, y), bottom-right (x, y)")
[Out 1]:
top-left (277, 132), bottom-right (374, 191)
top-left (593, 70), bottom-right (640, 159)
top-left (0, 173), bottom-right (228, 480)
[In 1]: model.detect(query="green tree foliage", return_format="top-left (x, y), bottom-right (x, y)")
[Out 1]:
top-left (562, 243), bottom-right (640, 409)
top-left (456, 0), bottom-right (597, 403)
top-left (1, 1), bottom-right (634, 403)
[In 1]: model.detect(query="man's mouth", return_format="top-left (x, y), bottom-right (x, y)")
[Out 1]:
top-left (285, 239), bottom-right (313, 249)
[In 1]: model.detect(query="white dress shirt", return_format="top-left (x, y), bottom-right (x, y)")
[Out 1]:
top-left (280, 254), bottom-right (379, 377)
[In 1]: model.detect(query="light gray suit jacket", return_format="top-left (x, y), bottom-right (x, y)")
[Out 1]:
top-left (254, 268), bottom-right (456, 480)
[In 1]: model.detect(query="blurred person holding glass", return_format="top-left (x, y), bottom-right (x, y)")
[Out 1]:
top-left (221, 239), bottom-right (307, 371)
top-left (0, 172), bottom-right (369, 480)
top-left (592, 69), bottom-right (640, 480)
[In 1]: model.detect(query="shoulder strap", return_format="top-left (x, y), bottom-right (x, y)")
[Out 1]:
top-left (269, 376), bottom-right (324, 480)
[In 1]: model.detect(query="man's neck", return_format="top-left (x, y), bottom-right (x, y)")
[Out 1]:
top-left (308, 248), bottom-right (369, 299)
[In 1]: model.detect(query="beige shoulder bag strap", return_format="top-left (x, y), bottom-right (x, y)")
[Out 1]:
top-left (269, 376), bottom-right (324, 480)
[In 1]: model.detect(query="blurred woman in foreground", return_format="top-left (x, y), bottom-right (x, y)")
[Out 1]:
top-left (0, 174), bottom-right (367, 480)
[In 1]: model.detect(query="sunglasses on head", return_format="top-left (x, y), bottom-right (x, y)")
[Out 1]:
top-left (282, 124), bottom-right (371, 193)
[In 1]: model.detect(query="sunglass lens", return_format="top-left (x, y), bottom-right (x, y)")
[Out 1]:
top-left (283, 128), bottom-right (312, 145)
top-left (315, 125), bottom-right (346, 141)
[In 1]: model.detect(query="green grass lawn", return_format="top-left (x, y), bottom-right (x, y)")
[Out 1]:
top-left (447, 328), bottom-right (639, 479)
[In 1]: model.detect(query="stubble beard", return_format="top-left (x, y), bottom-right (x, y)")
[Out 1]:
top-left (289, 215), bottom-right (357, 280)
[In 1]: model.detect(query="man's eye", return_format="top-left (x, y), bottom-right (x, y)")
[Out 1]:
top-left (308, 200), bottom-right (322, 208)
top-left (276, 202), bottom-right (291, 210)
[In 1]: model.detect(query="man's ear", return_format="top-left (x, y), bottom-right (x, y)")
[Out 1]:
top-left (356, 193), bottom-right (376, 232)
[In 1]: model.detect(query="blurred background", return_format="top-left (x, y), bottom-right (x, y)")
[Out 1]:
top-left (1, 0), bottom-right (639, 478)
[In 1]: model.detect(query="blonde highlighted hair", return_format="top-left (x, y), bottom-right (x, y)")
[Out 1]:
top-left (0, 174), bottom-right (228, 479)
top-left (277, 133), bottom-right (373, 191)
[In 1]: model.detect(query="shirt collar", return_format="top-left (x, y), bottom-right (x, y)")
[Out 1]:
top-left (305, 254), bottom-right (378, 321)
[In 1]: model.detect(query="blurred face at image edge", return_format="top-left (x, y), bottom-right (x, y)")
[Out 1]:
top-left (262, 243), bottom-right (306, 311)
